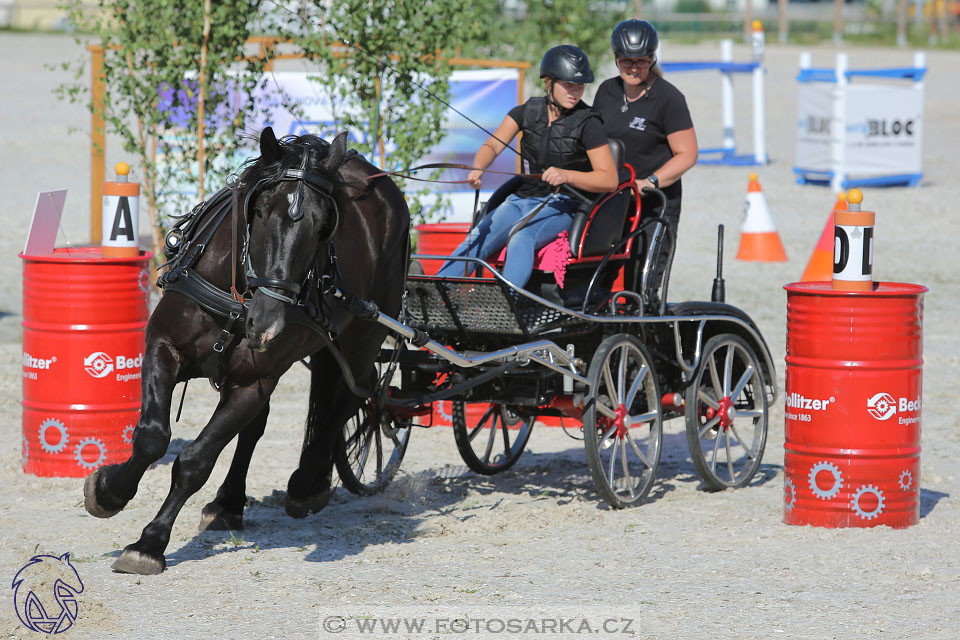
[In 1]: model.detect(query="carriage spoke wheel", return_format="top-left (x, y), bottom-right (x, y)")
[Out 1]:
top-left (583, 334), bottom-right (662, 508)
top-left (452, 402), bottom-right (534, 475)
top-left (335, 402), bottom-right (411, 496)
top-left (684, 334), bottom-right (768, 490)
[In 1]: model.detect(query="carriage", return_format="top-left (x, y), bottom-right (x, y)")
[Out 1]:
top-left (87, 130), bottom-right (777, 574)
top-left (335, 140), bottom-right (779, 508)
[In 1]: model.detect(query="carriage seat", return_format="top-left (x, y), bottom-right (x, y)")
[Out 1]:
top-left (480, 138), bottom-right (632, 261)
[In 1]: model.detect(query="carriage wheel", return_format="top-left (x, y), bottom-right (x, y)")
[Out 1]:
top-left (452, 402), bottom-right (534, 475)
top-left (335, 402), bottom-right (411, 496)
top-left (583, 334), bottom-right (662, 508)
top-left (684, 334), bottom-right (768, 490)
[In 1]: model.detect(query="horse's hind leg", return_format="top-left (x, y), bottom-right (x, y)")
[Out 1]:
top-left (284, 350), bottom-right (344, 518)
top-left (113, 381), bottom-right (275, 575)
top-left (84, 334), bottom-right (181, 518)
top-left (198, 402), bottom-right (270, 531)
top-left (285, 343), bottom-right (377, 519)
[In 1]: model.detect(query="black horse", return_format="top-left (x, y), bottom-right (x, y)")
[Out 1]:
top-left (83, 128), bottom-right (410, 574)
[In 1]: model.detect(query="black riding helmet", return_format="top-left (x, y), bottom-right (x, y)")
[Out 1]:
top-left (539, 45), bottom-right (594, 84)
top-left (611, 19), bottom-right (659, 60)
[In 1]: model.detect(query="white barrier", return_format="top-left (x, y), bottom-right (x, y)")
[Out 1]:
top-left (661, 34), bottom-right (767, 166)
top-left (794, 52), bottom-right (926, 190)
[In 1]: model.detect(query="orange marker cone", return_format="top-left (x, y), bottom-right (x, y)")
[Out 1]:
top-left (801, 191), bottom-right (846, 282)
top-left (736, 173), bottom-right (787, 262)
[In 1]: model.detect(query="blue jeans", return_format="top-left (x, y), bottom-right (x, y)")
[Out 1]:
top-left (436, 194), bottom-right (578, 287)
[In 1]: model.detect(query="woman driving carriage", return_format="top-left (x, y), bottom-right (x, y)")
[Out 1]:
top-left (435, 45), bottom-right (618, 287)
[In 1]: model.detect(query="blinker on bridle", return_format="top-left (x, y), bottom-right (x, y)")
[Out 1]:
top-left (242, 147), bottom-right (342, 304)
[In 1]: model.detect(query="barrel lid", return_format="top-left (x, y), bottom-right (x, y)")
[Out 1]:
top-left (19, 247), bottom-right (152, 264)
top-left (784, 281), bottom-right (928, 296)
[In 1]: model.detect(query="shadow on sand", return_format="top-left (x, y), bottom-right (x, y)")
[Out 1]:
top-left (152, 427), bottom-right (781, 570)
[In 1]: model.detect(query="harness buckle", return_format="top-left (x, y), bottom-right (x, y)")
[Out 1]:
top-left (213, 311), bottom-right (242, 353)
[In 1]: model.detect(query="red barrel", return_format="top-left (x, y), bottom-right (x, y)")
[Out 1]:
top-left (21, 247), bottom-right (151, 477)
top-left (783, 281), bottom-right (926, 528)
top-left (415, 223), bottom-right (471, 275)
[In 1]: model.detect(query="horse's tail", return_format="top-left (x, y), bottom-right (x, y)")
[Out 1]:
top-left (302, 353), bottom-right (329, 451)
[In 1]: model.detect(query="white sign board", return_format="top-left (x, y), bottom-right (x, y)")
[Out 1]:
top-left (843, 84), bottom-right (923, 176)
top-left (23, 190), bottom-right (66, 256)
top-left (795, 83), bottom-right (836, 173)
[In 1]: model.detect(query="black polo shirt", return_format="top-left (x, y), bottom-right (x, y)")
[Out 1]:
top-left (594, 75), bottom-right (693, 203)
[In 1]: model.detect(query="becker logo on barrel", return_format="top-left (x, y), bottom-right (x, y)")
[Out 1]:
top-left (83, 352), bottom-right (113, 378)
top-left (867, 392), bottom-right (920, 422)
top-left (866, 392), bottom-right (897, 421)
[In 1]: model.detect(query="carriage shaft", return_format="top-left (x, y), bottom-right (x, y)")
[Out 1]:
top-left (375, 311), bottom-right (590, 386)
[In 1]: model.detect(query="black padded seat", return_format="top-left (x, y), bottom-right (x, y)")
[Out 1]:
top-left (566, 138), bottom-right (629, 257)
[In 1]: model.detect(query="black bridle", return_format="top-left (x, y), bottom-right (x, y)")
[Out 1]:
top-left (236, 149), bottom-right (342, 305)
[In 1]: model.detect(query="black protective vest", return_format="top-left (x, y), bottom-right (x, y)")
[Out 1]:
top-left (519, 97), bottom-right (599, 177)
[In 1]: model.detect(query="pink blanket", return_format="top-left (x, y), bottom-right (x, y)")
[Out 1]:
top-left (494, 230), bottom-right (572, 288)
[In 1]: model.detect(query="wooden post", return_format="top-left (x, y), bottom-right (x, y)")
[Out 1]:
top-left (89, 45), bottom-right (105, 245)
top-left (778, 0), bottom-right (789, 43)
top-left (833, 0), bottom-right (844, 44)
top-left (896, 0), bottom-right (908, 46)
top-left (743, 0), bottom-right (753, 42)
top-left (633, 0), bottom-right (643, 19)
top-left (196, 0), bottom-right (211, 203)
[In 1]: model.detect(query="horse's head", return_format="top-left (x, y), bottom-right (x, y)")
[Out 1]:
top-left (242, 127), bottom-right (348, 350)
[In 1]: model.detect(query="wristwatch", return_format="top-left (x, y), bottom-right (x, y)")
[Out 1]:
top-left (647, 174), bottom-right (659, 188)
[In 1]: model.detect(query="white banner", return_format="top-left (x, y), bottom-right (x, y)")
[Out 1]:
top-left (844, 84), bottom-right (923, 176)
top-left (794, 83), bottom-right (836, 172)
top-left (794, 80), bottom-right (924, 182)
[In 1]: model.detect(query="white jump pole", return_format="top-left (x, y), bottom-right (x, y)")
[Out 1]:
top-left (751, 22), bottom-right (767, 165)
top-left (831, 53), bottom-right (849, 192)
top-left (720, 39), bottom-right (736, 154)
top-left (913, 51), bottom-right (925, 183)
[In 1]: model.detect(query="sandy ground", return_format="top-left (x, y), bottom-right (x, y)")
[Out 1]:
top-left (1, 33), bottom-right (959, 639)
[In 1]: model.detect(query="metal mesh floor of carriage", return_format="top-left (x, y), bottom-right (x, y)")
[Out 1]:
top-left (404, 276), bottom-right (589, 338)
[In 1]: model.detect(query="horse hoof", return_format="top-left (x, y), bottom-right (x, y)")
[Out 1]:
top-left (111, 547), bottom-right (166, 575)
top-left (284, 489), bottom-right (331, 519)
top-left (83, 468), bottom-right (124, 519)
top-left (199, 502), bottom-right (243, 531)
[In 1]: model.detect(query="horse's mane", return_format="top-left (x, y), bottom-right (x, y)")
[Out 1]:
top-left (237, 134), bottom-right (333, 188)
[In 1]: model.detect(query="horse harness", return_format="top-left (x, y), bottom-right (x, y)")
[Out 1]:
top-left (157, 150), bottom-right (356, 382)
top-left (154, 149), bottom-right (540, 391)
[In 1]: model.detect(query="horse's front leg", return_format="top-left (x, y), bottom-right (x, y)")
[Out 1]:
top-left (84, 335), bottom-right (181, 518)
top-left (198, 402), bottom-right (270, 531)
top-left (112, 380), bottom-right (275, 575)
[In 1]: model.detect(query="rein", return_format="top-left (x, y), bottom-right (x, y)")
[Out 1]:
top-left (360, 162), bottom-right (542, 185)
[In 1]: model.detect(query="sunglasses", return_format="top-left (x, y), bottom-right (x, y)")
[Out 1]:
top-left (617, 57), bottom-right (653, 69)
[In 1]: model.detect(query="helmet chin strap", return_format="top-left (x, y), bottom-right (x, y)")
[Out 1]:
top-left (545, 79), bottom-right (571, 118)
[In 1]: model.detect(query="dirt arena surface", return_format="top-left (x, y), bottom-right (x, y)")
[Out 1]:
top-left (1, 33), bottom-right (958, 639)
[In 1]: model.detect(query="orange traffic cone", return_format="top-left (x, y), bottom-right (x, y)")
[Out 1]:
top-left (801, 191), bottom-right (846, 282)
top-left (736, 173), bottom-right (787, 262)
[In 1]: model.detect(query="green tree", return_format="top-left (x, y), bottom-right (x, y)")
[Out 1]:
top-left (277, 0), bottom-right (487, 223)
top-left (466, 0), bottom-right (630, 79)
top-left (56, 0), bottom-right (265, 262)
